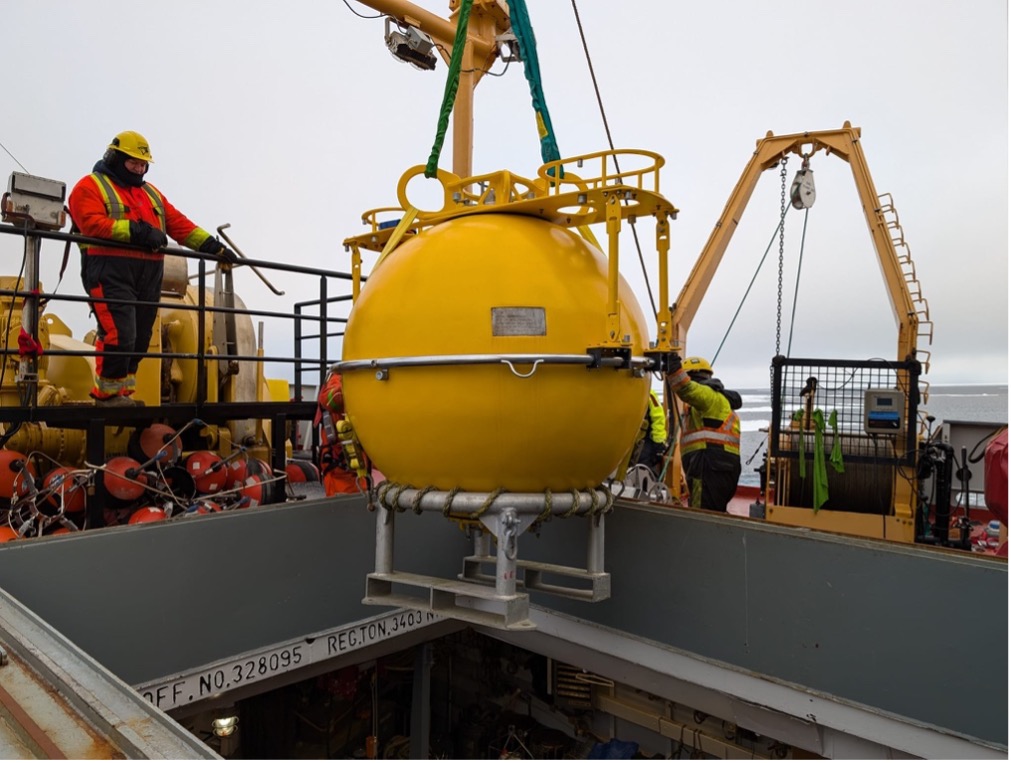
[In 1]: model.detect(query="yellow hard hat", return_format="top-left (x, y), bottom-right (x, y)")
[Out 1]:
top-left (107, 131), bottom-right (154, 163)
top-left (683, 356), bottom-right (713, 375)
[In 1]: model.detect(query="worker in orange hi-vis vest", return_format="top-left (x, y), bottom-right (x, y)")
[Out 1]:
top-left (667, 356), bottom-right (742, 512)
top-left (314, 370), bottom-right (371, 495)
top-left (68, 130), bottom-right (237, 406)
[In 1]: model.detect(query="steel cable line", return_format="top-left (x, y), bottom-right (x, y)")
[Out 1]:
top-left (711, 204), bottom-right (791, 365)
top-left (0, 139), bottom-right (29, 173)
top-left (786, 208), bottom-right (810, 356)
top-left (341, 0), bottom-right (383, 19)
top-left (569, 0), bottom-right (657, 319)
top-left (713, 161), bottom-right (813, 365)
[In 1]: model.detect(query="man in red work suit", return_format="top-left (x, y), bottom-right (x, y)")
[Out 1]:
top-left (68, 130), bottom-right (235, 406)
top-left (314, 370), bottom-right (371, 495)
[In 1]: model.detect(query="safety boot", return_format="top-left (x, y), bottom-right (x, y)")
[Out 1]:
top-left (94, 395), bottom-right (135, 408)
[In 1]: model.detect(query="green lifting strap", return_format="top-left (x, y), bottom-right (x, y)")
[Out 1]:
top-left (507, 0), bottom-right (561, 166)
top-left (425, 0), bottom-right (474, 178)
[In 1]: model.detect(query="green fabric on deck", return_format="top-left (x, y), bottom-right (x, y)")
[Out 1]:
top-left (793, 408), bottom-right (840, 511)
top-left (828, 409), bottom-right (845, 473)
top-left (811, 409), bottom-right (829, 512)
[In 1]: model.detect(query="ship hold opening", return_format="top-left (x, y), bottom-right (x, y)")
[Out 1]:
top-left (171, 627), bottom-right (799, 760)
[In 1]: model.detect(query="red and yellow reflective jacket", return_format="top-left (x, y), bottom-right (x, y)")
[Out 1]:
top-left (68, 172), bottom-right (212, 261)
top-left (669, 366), bottom-right (740, 456)
top-left (314, 371), bottom-right (370, 495)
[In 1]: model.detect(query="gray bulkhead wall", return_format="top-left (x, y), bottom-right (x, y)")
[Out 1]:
top-left (0, 496), bottom-right (470, 683)
top-left (517, 502), bottom-right (1008, 748)
top-left (0, 495), bottom-right (1004, 748)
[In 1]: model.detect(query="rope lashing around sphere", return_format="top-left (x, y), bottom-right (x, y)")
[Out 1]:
top-left (471, 487), bottom-right (507, 520)
top-left (562, 488), bottom-right (582, 519)
top-left (536, 489), bottom-right (553, 524)
top-left (441, 486), bottom-right (461, 517)
top-left (410, 485), bottom-right (436, 515)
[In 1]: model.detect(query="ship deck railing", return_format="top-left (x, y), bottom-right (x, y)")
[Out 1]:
top-left (0, 222), bottom-right (356, 398)
top-left (0, 222), bottom-right (360, 493)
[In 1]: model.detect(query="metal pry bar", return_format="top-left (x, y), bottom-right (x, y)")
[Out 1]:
top-left (216, 223), bottom-right (286, 296)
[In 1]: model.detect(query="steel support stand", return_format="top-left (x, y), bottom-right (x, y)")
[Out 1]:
top-left (18, 234), bottom-right (41, 404)
top-left (495, 508), bottom-right (518, 597)
top-left (375, 508), bottom-right (395, 576)
top-left (587, 514), bottom-right (606, 575)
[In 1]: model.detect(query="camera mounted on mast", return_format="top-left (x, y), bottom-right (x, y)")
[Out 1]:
top-left (384, 17), bottom-right (438, 71)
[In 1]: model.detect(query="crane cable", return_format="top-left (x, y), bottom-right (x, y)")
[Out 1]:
top-left (569, 0), bottom-right (657, 319)
top-left (785, 208), bottom-right (810, 357)
top-left (0, 139), bottom-right (29, 173)
top-left (712, 160), bottom-right (790, 365)
top-left (711, 159), bottom-right (811, 365)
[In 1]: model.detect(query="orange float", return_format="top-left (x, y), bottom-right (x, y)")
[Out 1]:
top-left (103, 457), bottom-right (147, 502)
top-left (128, 507), bottom-right (167, 524)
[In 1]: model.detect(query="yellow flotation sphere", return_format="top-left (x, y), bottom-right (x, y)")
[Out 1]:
top-left (342, 213), bottom-right (650, 492)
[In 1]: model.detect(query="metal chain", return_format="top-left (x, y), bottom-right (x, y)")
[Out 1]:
top-left (775, 158), bottom-right (788, 356)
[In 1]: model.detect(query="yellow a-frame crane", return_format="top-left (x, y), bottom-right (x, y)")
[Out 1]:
top-left (670, 122), bottom-right (932, 542)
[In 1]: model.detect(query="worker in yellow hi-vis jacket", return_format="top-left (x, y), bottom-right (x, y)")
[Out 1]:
top-left (667, 356), bottom-right (741, 512)
top-left (637, 389), bottom-right (669, 476)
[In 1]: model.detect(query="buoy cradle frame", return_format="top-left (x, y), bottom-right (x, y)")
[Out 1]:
top-left (364, 487), bottom-right (611, 630)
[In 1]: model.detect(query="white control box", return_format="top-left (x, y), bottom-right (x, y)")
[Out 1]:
top-left (864, 388), bottom-right (905, 434)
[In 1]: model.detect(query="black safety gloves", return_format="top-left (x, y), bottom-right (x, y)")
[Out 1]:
top-left (129, 220), bottom-right (168, 250)
top-left (198, 236), bottom-right (239, 263)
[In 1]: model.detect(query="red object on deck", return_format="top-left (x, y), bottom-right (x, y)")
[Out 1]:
top-left (104, 457), bottom-right (147, 502)
top-left (286, 460), bottom-right (320, 483)
top-left (185, 451), bottom-right (225, 494)
top-left (133, 424), bottom-right (181, 465)
top-left (43, 467), bottom-right (86, 513)
top-left (129, 507), bottom-right (167, 524)
top-left (983, 429), bottom-right (1008, 525)
top-left (226, 457), bottom-right (248, 488)
top-left (0, 450), bottom-right (33, 500)
top-left (240, 475), bottom-right (264, 506)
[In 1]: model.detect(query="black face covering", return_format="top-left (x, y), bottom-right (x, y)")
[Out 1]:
top-left (93, 150), bottom-right (146, 188)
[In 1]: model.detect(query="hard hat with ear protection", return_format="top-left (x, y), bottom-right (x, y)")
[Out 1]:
top-left (107, 131), bottom-right (154, 163)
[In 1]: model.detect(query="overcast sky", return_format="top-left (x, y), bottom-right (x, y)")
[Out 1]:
top-left (0, 0), bottom-right (1006, 389)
